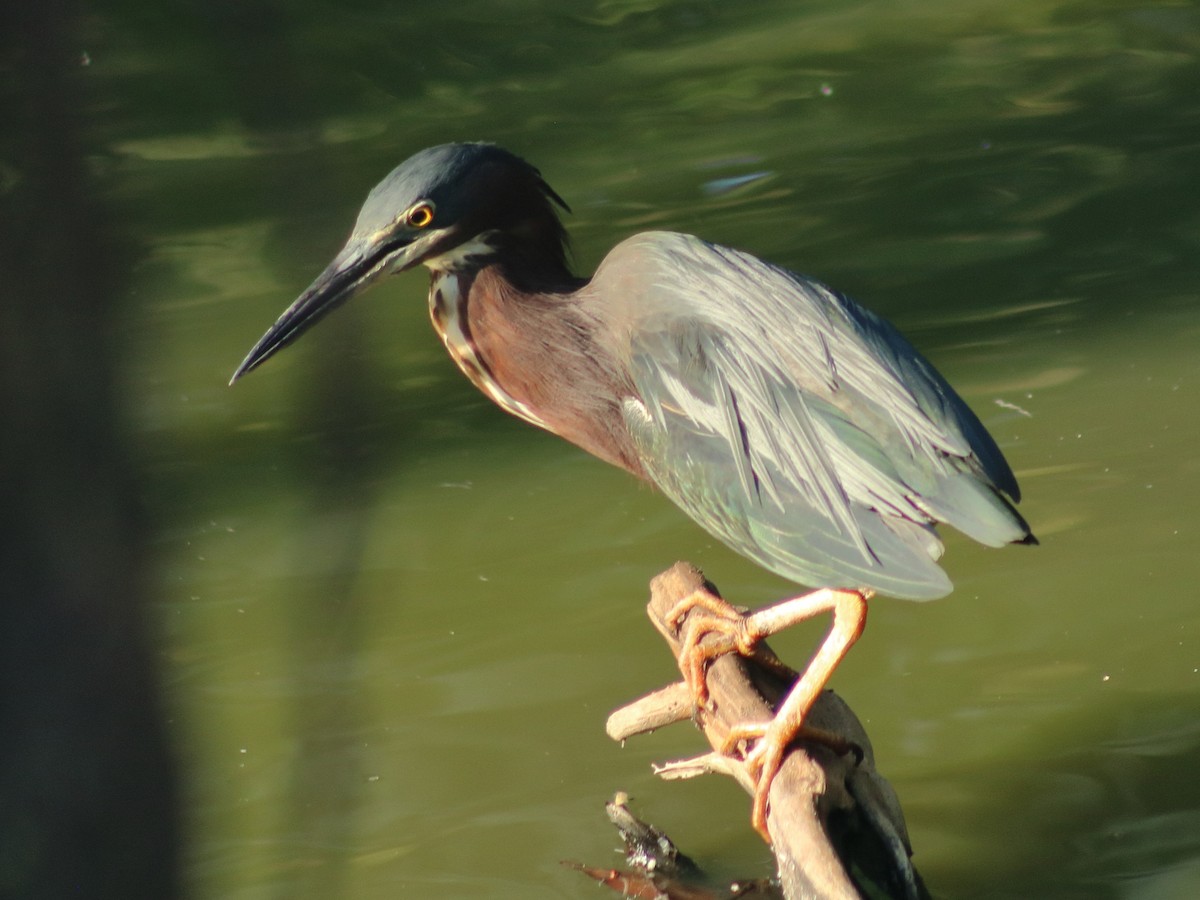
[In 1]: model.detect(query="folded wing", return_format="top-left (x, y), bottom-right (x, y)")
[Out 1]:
top-left (602, 233), bottom-right (1031, 600)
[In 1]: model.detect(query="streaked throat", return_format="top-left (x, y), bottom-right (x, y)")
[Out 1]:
top-left (427, 268), bottom-right (551, 431)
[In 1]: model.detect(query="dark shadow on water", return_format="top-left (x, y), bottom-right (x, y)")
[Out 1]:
top-left (198, 6), bottom-right (401, 895)
top-left (263, 312), bottom-right (395, 900)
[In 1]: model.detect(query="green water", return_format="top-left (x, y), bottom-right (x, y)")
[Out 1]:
top-left (92, 1), bottom-right (1200, 896)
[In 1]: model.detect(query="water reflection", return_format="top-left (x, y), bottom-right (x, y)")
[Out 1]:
top-left (83, 0), bottom-right (1200, 896)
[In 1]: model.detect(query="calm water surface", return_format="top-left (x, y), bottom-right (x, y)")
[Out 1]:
top-left (99, 1), bottom-right (1200, 896)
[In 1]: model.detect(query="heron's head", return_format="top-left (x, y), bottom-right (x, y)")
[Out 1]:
top-left (231, 142), bottom-right (569, 383)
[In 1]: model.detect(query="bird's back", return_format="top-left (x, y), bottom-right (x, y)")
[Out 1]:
top-left (589, 231), bottom-right (1032, 600)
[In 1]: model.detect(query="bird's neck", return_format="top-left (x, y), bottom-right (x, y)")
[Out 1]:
top-left (426, 262), bottom-right (645, 477)
top-left (428, 266), bottom-right (555, 431)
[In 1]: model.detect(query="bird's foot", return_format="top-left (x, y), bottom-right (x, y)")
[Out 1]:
top-left (666, 587), bottom-right (745, 624)
top-left (720, 720), bottom-right (782, 842)
top-left (667, 587), bottom-right (871, 843)
top-left (722, 716), bottom-right (863, 843)
top-left (666, 589), bottom-right (758, 710)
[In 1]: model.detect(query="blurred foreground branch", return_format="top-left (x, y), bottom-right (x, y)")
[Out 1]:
top-left (0, 3), bottom-right (179, 897)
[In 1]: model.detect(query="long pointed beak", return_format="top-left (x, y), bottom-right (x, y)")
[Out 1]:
top-left (230, 233), bottom-right (420, 384)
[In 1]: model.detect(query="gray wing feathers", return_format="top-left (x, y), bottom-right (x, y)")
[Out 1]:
top-left (604, 232), bottom-right (1027, 599)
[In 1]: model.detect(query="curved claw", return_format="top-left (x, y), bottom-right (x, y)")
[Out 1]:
top-left (665, 588), bottom-right (744, 630)
top-left (676, 614), bottom-right (757, 708)
top-left (715, 720), bottom-right (782, 843)
top-left (667, 589), bottom-right (758, 710)
top-left (745, 737), bottom-right (787, 843)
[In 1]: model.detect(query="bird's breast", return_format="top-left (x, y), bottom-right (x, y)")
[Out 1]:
top-left (428, 273), bottom-right (552, 430)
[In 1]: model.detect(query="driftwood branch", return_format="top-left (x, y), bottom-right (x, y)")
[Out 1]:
top-left (607, 562), bottom-right (927, 900)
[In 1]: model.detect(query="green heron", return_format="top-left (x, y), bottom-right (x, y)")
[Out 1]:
top-left (232, 142), bottom-right (1034, 841)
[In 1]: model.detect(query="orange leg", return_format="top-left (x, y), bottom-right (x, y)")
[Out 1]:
top-left (670, 586), bottom-right (870, 843)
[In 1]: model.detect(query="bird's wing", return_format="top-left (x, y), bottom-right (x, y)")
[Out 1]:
top-left (600, 233), bottom-right (1029, 599)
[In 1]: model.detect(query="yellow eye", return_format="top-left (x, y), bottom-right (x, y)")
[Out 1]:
top-left (406, 202), bottom-right (435, 228)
